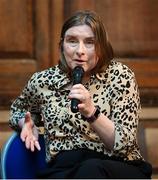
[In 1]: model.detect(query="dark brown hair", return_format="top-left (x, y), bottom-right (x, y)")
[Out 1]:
top-left (59, 10), bottom-right (114, 74)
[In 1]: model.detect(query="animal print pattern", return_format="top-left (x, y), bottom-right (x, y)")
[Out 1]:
top-left (9, 60), bottom-right (143, 162)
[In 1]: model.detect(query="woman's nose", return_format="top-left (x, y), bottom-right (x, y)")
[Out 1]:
top-left (76, 42), bottom-right (86, 56)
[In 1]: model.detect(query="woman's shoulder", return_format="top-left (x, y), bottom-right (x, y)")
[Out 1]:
top-left (105, 59), bottom-right (137, 90)
top-left (30, 65), bottom-right (63, 81)
top-left (36, 64), bottom-right (60, 75)
top-left (110, 59), bottom-right (134, 75)
top-left (95, 59), bottom-right (134, 83)
top-left (108, 59), bottom-right (135, 80)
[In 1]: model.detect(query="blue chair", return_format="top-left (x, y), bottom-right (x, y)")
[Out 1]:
top-left (1, 132), bottom-right (47, 179)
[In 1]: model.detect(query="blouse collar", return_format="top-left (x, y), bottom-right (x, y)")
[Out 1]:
top-left (50, 64), bottom-right (111, 90)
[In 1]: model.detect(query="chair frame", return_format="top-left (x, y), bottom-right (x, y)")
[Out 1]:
top-left (1, 132), bottom-right (17, 179)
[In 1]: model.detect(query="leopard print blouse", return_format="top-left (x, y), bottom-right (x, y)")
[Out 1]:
top-left (9, 60), bottom-right (143, 162)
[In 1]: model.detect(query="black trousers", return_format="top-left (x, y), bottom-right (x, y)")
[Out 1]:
top-left (37, 149), bottom-right (152, 179)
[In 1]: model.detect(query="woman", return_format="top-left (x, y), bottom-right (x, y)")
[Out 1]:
top-left (9, 10), bottom-right (152, 178)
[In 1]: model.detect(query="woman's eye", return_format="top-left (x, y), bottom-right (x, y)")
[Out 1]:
top-left (85, 40), bottom-right (95, 47)
top-left (86, 40), bottom-right (95, 44)
top-left (70, 40), bottom-right (77, 43)
top-left (66, 39), bottom-right (78, 46)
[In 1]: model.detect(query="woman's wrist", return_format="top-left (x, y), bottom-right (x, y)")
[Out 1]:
top-left (85, 106), bottom-right (96, 118)
top-left (18, 118), bottom-right (25, 129)
top-left (18, 117), bottom-right (34, 129)
top-left (82, 106), bottom-right (101, 123)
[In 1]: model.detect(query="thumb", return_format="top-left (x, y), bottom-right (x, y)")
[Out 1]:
top-left (24, 112), bottom-right (34, 128)
top-left (25, 111), bottom-right (31, 123)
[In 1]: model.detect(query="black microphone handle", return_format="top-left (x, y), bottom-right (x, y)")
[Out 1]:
top-left (71, 98), bottom-right (80, 113)
top-left (71, 66), bottom-right (84, 113)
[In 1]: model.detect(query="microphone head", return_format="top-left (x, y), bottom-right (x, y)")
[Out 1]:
top-left (72, 66), bottom-right (84, 84)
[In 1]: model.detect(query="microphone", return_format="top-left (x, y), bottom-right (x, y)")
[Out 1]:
top-left (71, 66), bottom-right (84, 113)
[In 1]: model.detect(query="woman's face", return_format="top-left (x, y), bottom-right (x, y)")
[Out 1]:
top-left (63, 25), bottom-right (99, 76)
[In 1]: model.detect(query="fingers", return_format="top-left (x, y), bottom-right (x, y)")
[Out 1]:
top-left (20, 132), bottom-right (26, 142)
top-left (69, 84), bottom-right (87, 101)
top-left (69, 84), bottom-right (95, 116)
top-left (34, 140), bottom-right (41, 151)
top-left (25, 136), bottom-right (41, 151)
top-left (70, 84), bottom-right (84, 91)
top-left (25, 136), bottom-right (31, 149)
top-left (30, 139), bottom-right (35, 151)
top-left (20, 127), bottom-right (28, 142)
top-left (30, 140), bottom-right (41, 151)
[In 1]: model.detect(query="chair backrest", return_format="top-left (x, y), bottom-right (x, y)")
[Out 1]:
top-left (1, 132), bottom-right (47, 179)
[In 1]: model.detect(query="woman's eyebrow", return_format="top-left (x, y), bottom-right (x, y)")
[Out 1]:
top-left (64, 35), bottom-right (77, 39)
top-left (65, 34), bottom-right (76, 37)
top-left (65, 35), bottom-right (95, 39)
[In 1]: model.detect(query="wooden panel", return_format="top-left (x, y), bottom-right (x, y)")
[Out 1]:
top-left (0, 0), bottom-right (54, 109)
top-left (34, 0), bottom-right (64, 69)
top-left (0, 0), bottom-right (158, 109)
top-left (34, 0), bottom-right (51, 70)
top-left (95, 0), bottom-right (158, 58)
top-left (0, 0), bottom-right (33, 57)
top-left (138, 111), bottom-right (158, 172)
top-left (0, 59), bottom-right (36, 108)
top-left (64, 0), bottom-right (95, 19)
top-left (0, 60), bottom-right (36, 90)
top-left (50, 0), bottom-right (64, 66)
top-left (0, 0), bottom-right (36, 109)
top-left (120, 58), bottom-right (158, 88)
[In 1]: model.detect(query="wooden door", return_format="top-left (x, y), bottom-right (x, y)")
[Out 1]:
top-left (0, 0), bottom-right (63, 110)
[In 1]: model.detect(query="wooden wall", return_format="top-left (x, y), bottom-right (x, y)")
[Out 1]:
top-left (0, 0), bottom-right (63, 109)
top-left (0, 0), bottom-right (158, 174)
top-left (0, 0), bottom-right (158, 110)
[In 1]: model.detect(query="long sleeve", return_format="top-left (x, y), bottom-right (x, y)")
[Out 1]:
top-left (109, 64), bottom-right (141, 158)
top-left (9, 72), bottom-right (41, 131)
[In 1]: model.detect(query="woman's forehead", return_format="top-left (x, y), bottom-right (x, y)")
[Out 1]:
top-left (65, 25), bottom-right (94, 37)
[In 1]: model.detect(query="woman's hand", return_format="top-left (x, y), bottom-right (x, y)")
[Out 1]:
top-left (20, 112), bottom-right (41, 151)
top-left (69, 84), bottom-right (95, 117)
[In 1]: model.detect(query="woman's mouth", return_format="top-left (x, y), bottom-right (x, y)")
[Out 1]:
top-left (74, 59), bottom-right (85, 64)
